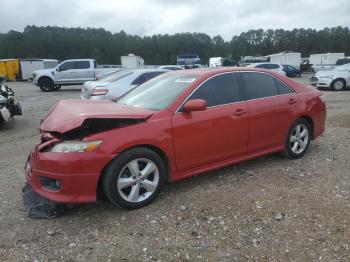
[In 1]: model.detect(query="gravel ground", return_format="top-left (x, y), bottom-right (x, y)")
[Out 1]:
top-left (0, 75), bottom-right (350, 261)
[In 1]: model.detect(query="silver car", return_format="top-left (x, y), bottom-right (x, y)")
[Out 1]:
top-left (246, 63), bottom-right (286, 76)
top-left (81, 68), bottom-right (169, 100)
top-left (309, 63), bottom-right (350, 91)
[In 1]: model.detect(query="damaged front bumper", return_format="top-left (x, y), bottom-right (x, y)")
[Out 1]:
top-left (25, 148), bottom-right (115, 204)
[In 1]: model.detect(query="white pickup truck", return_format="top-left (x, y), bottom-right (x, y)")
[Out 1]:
top-left (33, 59), bottom-right (116, 92)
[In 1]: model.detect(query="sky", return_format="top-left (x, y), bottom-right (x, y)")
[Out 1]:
top-left (0, 0), bottom-right (349, 40)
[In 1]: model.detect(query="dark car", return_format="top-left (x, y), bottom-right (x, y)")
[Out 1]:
top-left (282, 64), bottom-right (301, 77)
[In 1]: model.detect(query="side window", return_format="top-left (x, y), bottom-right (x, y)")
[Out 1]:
top-left (256, 64), bottom-right (267, 69)
top-left (269, 64), bottom-right (279, 69)
top-left (275, 79), bottom-right (294, 95)
top-left (241, 72), bottom-right (278, 100)
top-left (74, 61), bottom-right (90, 69)
top-left (188, 73), bottom-right (241, 107)
top-left (59, 62), bottom-right (74, 71)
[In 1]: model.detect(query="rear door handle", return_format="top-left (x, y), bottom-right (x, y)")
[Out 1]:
top-left (288, 98), bottom-right (297, 105)
top-left (232, 109), bottom-right (246, 116)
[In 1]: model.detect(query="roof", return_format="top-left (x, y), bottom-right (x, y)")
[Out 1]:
top-left (166, 66), bottom-right (283, 78)
top-left (20, 59), bottom-right (58, 62)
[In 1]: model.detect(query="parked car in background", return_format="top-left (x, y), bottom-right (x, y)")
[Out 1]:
top-left (309, 63), bottom-right (350, 91)
top-left (177, 54), bottom-right (201, 68)
top-left (282, 64), bottom-right (301, 77)
top-left (33, 59), bottom-right (115, 92)
top-left (311, 56), bottom-right (350, 72)
top-left (81, 68), bottom-right (169, 100)
top-left (159, 65), bottom-right (183, 71)
top-left (26, 67), bottom-right (326, 209)
top-left (209, 57), bottom-right (236, 67)
top-left (246, 63), bottom-right (286, 75)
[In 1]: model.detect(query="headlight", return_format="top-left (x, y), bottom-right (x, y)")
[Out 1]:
top-left (49, 140), bottom-right (102, 153)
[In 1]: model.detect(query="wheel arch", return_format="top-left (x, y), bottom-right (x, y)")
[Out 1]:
top-left (298, 115), bottom-right (314, 139)
top-left (96, 144), bottom-right (171, 201)
top-left (38, 76), bottom-right (54, 84)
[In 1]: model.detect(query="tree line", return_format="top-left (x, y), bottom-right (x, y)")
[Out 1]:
top-left (0, 25), bottom-right (349, 65)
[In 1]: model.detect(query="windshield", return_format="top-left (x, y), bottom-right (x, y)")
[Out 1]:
top-left (118, 74), bottom-right (198, 111)
top-left (102, 69), bottom-right (132, 82)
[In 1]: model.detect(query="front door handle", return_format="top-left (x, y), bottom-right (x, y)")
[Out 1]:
top-left (288, 98), bottom-right (297, 105)
top-left (232, 109), bottom-right (246, 116)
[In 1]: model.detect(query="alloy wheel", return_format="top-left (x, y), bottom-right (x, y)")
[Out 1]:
top-left (117, 158), bottom-right (159, 203)
top-left (333, 80), bottom-right (344, 91)
top-left (290, 123), bottom-right (309, 154)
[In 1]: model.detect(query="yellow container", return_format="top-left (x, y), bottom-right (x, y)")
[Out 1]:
top-left (0, 59), bottom-right (20, 81)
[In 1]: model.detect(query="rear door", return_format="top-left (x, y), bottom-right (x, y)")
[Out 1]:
top-left (71, 60), bottom-right (94, 83)
top-left (240, 72), bottom-right (297, 153)
top-left (172, 73), bottom-right (249, 172)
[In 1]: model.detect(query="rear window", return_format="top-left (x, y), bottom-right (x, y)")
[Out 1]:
top-left (75, 61), bottom-right (90, 69)
top-left (275, 79), bottom-right (294, 94)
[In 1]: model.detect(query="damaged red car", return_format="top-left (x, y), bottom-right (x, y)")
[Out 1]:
top-left (25, 68), bottom-right (326, 208)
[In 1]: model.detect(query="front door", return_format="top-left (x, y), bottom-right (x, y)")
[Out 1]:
top-left (172, 73), bottom-right (249, 172)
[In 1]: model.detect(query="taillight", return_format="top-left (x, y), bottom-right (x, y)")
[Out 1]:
top-left (91, 88), bottom-right (108, 96)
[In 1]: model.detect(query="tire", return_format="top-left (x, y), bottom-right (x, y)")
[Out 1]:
top-left (331, 79), bottom-right (346, 91)
top-left (284, 118), bottom-right (311, 159)
top-left (38, 78), bottom-right (55, 92)
top-left (0, 117), bottom-right (3, 129)
top-left (103, 147), bottom-right (166, 209)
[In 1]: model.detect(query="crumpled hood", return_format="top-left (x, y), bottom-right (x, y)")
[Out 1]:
top-left (41, 99), bottom-right (154, 133)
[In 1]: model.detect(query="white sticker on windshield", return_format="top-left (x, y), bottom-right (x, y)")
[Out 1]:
top-left (175, 78), bottom-right (196, 83)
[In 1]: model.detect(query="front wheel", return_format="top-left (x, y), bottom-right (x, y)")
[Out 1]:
top-left (331, 79), bottom-right (345, 91)
top-left (38, 78), bottom-right (55, 92)
top-left (103, 147), bottom-right (166, 209)
top-left (284, 119), bottom-right (311, 159)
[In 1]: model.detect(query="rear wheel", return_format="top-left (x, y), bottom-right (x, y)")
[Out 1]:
top-left (331, 79), bottom-right (345, 91)
top-left (38, 78), bottom-right (54, 92)
top-left (103, 147), bottom-right (166, 209)
top-left (284, 119), bottom-right (311, 159)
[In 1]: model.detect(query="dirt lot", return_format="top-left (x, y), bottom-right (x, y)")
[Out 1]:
top-left (1, 75), bottom-right (350, 261)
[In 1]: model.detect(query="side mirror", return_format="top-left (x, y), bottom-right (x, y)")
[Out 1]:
top-left (183, 99), bottom-right (207, 112)
top-left (56, 67), bottom-right (61, 72)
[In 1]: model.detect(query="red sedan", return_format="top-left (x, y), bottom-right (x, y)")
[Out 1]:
top-left (25, 68), bottom-right (326, 208)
